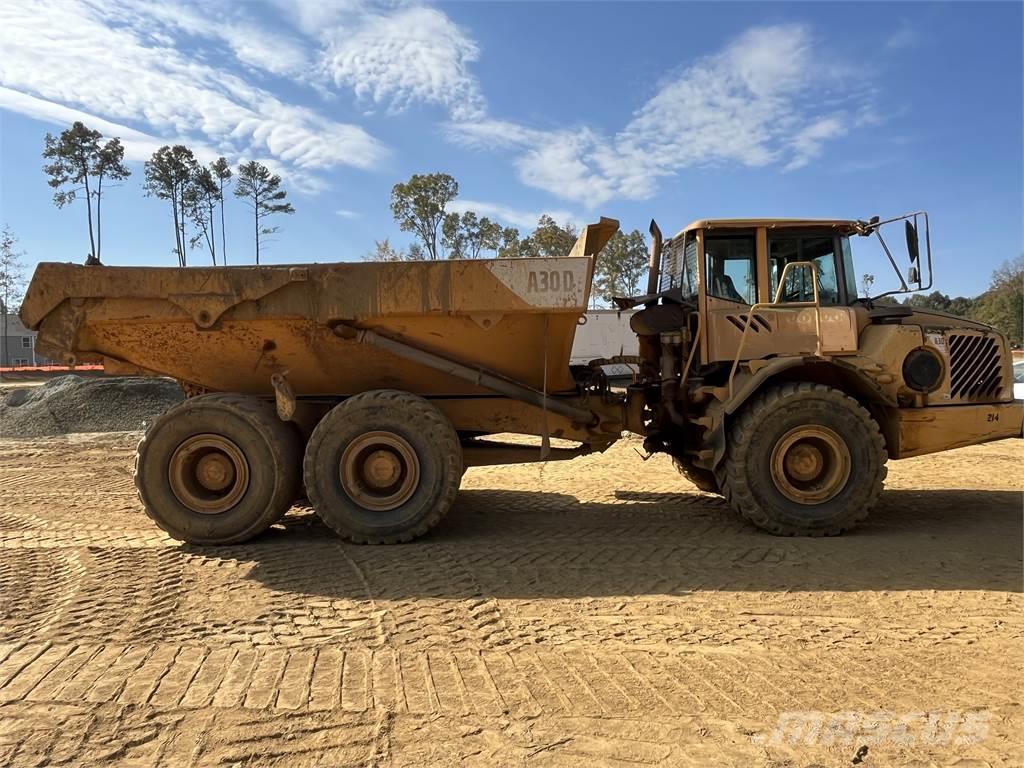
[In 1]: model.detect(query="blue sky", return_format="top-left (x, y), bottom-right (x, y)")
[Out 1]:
top-left (0, 1), bottom-right (1021, 297)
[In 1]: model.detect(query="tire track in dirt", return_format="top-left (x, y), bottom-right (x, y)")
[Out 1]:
top-left (1, 640), bottom-right (1014, 721)
top-left (0, 548), bottom-right (184, 645)
top-left (2, 529), bottom-right (1020, 651)
top-left (3, 698), bottom-right (1020, 767)
top-left (0, 434), bottom-right (1021, 766)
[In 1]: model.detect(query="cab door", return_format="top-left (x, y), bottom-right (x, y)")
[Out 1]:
top-left (764, 231), bottom-right (858, 356)
top-left (703, 228), bottom-right (858, 365)
top-left (701, 229), bottom-right (765, 364)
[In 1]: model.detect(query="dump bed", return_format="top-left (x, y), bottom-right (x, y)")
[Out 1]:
top-left (21, 220), bottom-right (618, 398)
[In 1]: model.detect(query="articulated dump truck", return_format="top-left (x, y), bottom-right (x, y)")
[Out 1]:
top-left (21, 213), bottom-right (1022, 544)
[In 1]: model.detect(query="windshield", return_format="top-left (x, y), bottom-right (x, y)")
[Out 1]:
top-left (767, 234), bottom-right (854, 305)
top-left (1014, 360), bottom-right (1024, 384)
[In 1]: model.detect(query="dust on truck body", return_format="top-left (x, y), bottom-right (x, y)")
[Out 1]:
top-left (20, 214), bottom-right (1022, 544)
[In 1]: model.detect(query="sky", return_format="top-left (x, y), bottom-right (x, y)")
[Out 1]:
top-left (0, 0), bottom-right (1021, 298)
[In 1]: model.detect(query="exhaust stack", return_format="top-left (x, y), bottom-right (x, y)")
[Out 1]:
top-left (646, 219), bottom-right (663, 295)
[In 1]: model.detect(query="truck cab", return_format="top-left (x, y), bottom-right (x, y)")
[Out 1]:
top-left (660, 218), bottom-right (864, 366)
top-left (628, 213), bottom-right (1021, 535)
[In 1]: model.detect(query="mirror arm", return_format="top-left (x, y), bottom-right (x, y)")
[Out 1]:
top-left (875, 230), bottom-right (909, 292)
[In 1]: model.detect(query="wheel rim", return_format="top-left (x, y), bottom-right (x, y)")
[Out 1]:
top-left (770, 425), bottom-right (851, 505)
top-left (169, 434), bottom-right (250, 514)
top-left (340, 431), bottom-right (420, 511)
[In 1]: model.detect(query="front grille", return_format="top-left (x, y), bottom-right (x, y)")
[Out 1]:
top-left (948, 333), bottom-right (1003, 400)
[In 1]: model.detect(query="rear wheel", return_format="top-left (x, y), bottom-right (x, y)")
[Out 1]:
top-left (135, 394), bottom-right (301, 544)
top-left (303, 390), bottom-right (463, 544)
top-left (715, 382), bottom-right (886, 536)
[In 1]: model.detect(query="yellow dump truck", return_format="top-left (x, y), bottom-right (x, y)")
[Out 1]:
top-left (20, 213), bottom-right (1022, 544)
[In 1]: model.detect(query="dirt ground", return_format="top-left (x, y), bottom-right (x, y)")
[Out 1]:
top-left (0, 432), bottom-right (1021, 767)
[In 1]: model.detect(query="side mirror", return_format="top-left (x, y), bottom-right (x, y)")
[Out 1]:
top-left (908, 265), bottom-right (920, 284)
top-left (905, 220), bottom-right (920, 265)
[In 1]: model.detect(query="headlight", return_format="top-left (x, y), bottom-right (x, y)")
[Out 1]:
top-left (902, 347), bottom-right (944, 392)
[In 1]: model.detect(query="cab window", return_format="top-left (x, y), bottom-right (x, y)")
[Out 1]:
top-left (659, 233), bottom-right (701, 300)
top-left (769, 235), bottom-right (845, 305)
top-left (705, 234), bottom-right (756, 304)
top-left (681, 235), bottom-right (699, 300)
top-left (840, 237), bottom-right (858, 300)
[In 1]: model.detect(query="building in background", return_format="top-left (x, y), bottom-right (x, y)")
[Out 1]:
top-left (571, 309), bottom-right (639, 380)
top-left (1, 313), bottom-right (55, 367)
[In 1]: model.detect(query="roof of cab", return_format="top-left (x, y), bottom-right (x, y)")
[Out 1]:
top-left (676, 218), bottom-right (862, 236)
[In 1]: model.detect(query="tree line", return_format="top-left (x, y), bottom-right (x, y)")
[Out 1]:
top-left (41, 121), bottom-right (294, 267)
top-left (3, 121), bottom-right (1020, 340)
top-left (29, 122), bottom-right (649, 306)
top-left (35, 123), bottom-right (648, 304)
top-left (375, 172), bottom-right (650, 305)
top-left (862, 265), bottom-right (1023, 347)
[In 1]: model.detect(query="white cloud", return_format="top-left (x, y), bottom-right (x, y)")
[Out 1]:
top-left (886, 20), bottom-right (920, 50)
top-left (449, 200), bottom-right (579, 230)
top-left (447, 24), bottom-right (870, 207)
top-left (0, 87), bottom-right (201, 162)
top-left (335, 208), bottom-right (362, 219)
top-left (442, 119), bottom-right (538, 150)
top-left (267, 0), bottom-right (367, 39)
top-left (0, 0), bottom-right (387, 189)
top-left (0, 6), bottom-right (879, 210)
top-left (104, 0), bottom-right (313, 79)
top-left (785, 116), bottom-right (847, 171)
top-left (319, 5), bottom-right (485, 119)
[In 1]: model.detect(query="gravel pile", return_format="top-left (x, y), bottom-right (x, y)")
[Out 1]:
top-left (0, 375), bottom-right (184, 438)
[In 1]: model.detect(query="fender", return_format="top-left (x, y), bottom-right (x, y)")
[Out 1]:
top-left (698, 357), bottom-right (899, 470)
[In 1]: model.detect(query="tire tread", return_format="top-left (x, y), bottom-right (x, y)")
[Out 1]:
top-left (714, 382), bottom-right (887, 536)
top-left (134, 394), bottom-right (300, 544)
top-left (302, 390), bottom-right (462, 544)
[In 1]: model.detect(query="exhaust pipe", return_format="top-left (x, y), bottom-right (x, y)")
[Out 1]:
top-left (646, 219), bottom-right (662, 295)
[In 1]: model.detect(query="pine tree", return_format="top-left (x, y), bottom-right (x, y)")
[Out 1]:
top-left (234, 161), bottom-right (295, 265)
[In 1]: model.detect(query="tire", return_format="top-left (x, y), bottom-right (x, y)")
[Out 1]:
top-left (303, 390), bottom-right (463, 544)
top-left (672, 457), bottom-right (720, 494)
top-left (715, 382), bottom-right (887, 536)
top-left (135, 394), bottom-right (301, 544)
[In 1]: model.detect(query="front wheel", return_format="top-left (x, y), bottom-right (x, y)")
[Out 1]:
top-left (303, 390), bottom-right (463, 544)
top-left (716, 383), bottom-right (887, 536)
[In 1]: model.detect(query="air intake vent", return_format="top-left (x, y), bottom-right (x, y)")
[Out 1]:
top-left (726, 314), bottom-right (772, 333)
top-left (948, 333), bottom-right (1003, 401)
